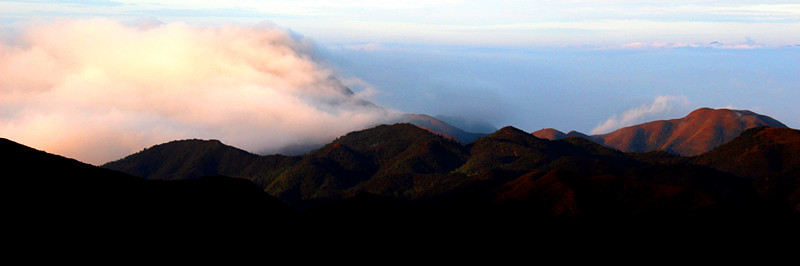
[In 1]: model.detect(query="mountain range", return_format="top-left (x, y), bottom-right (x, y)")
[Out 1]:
top-left (6, 107), bottom-right (799, 237)
top-left (97, 108), bottom-right (799, 218)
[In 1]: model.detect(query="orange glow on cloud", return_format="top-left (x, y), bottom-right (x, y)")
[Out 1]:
top-left (0, 19), bottom-right (395, 164)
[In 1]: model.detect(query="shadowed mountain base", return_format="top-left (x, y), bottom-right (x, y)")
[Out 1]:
top-left (6, 124), bottom-right (800, 244)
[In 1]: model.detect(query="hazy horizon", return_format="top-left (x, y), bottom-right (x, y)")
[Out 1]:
top-left (1, 1), bottom-right (798, 164)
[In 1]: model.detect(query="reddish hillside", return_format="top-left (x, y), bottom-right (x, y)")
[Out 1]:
top-left (596, 108), bottom-right (787, 156)
top-left (532, 129), bottom-right (598, 143)
top-left (493, 169), bottom-right (581, 217)
top-left (694, 126), bottom-right (800, 212)
top-left (532, 128), bottom-right (566, 140)
top-left (694, 126), bottom-right (800, 179)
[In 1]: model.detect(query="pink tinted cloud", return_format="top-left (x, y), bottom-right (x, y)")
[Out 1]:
top-left (0, 19), bottom-right (395, 164)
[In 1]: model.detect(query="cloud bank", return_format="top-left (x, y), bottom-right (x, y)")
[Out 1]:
top-left (0, 19), bottom-right (396, 164)
top-left (590, 95), bottom-right (690, 135)
top-left (619, 37), bottom-right (767, 49)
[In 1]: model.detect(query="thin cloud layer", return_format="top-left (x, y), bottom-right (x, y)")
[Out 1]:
top-left (619, 37), bottom-right (767, 49)
top-left (0, 19), bottom-right (395, 164)
top-left (590, 95), bottom-right (690, 135)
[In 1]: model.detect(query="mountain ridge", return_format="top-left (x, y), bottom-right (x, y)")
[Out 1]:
top-left (532, 107), bottom-right (787, 156)
top-left (397, 113), bottom-right (487, 144)
top-left (2, 137), bottom-right (294, 235)
top-left (90, 108), bottom-right (798, 217)
top-left (5, 125), bottom-right (799, 228)
top-left (693, 126), bottom-right (800, 211)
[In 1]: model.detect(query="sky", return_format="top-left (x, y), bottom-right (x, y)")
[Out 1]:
top-left (1, 1), bottom-right (798, 164)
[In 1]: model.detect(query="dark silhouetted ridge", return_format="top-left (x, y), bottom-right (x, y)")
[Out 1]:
top-left (457, 126), bottom-right (637, 177)
top-left (2, 137), bottom-right (293, 238)
top-left (79, 112), bottom-right (798, 225)
top-left (694, 126), bottom-right (800, 212)
top-left (695, 126), bottom-right (800, 178)
top-left (104, 139), bottom-right (257, 180)
top-left (264, 123), bottom-right (469, 206)
top-left (103, 138), bottom-right (300, 188)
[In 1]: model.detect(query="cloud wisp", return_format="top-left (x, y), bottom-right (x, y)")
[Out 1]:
top-left (590, 95), bottom-right (691, 135)
top-left (0, 19), bottom-right (396, 164)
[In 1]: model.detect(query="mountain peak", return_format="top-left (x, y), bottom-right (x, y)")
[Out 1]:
top-left (532, 128), bottom-right (566, 140)
top-left (596, 107), bottom-right (788, 156)
top-left (147, 138), bottom-right (226, 149)
top-left (486, 126), bottom-right (536, 142)
top-left (102, 138), bottom-right (261, 180)
top-left (688, 107), bottom-right (751, 114)
top-left (686, 107), bottom-right (714, 116)
top-left (495, 126), bottom-right (527, 134)
top-left (326, 123), bottom-right (463, 157)
top-left (687, 108), bottom-right (787, 127)
top-left (396, 114), bottom-right (486, 144)
top-left (531, 129), bottom-right (595, 142)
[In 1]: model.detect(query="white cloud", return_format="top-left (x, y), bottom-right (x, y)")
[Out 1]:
top-left (590, 95), bottom-right (691, 134)
top-left (0, 19), bottom-right (397, 164)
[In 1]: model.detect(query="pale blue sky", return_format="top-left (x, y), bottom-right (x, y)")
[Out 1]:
top-left (2, 0), bottom-right (799, 134)
top-left (329, 45), bottom-right (799, 133)
top-left (286, 0), bottom-right (800, 48)
top-left (3, 1), bottom-right (800, 47)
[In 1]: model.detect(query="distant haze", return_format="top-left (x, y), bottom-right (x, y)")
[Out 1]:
top-left (327, 45), bottom-right (800, 133)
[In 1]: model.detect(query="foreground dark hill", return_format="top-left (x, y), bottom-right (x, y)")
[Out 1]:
top-left (10, 133), bottom-right (796, 245)
top-left (533, 108), bottom-right (787, 156)
top-left (104, 124), bottom-right (642, 206)
top-left (103, 139), bottom-right (300, 187)
top-left (264, 123), bottom-right (469, 204)
top-left (2, 138), bottom-right (292, 227)
top-left (265, 124), bottom-right (769, 217)
top-left (104, 139), bottom-right (261, 180)
top-left (457, 126), bottom-right (640, 177)
top-left (695, 127), bottom-right (800, 178)
top-left (457, 127), bottom-right (766, 218)
top-left (103, 124), bottom-right (470, 206)
top-left (694, 126), bottom-right (800, 211)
